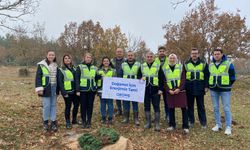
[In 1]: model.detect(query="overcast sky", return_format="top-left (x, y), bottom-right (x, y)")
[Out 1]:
top-left (4, 0), bottom-right (250, 52)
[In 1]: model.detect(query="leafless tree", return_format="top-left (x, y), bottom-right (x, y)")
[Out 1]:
top-left (0, 0), bottom-right (39, 31)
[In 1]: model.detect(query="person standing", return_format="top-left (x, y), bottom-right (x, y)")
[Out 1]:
top-left (111, 48), bottom-right (126, 116)
top-left (58, 54), bottom-right (79, 129)
top-left (141, 51), bottom-right (164, 131)
top-left (76, 53), bottom-right (98, 128)
top-left (184, 48), bottom-right (208, 128)
top-left (209, 48), bottom-right (236, 135)
top-left (35, 50), bottom-right (59, 132)
top-left (155, 46), bottom-right (169, 122)
top-left (163, 53), bottom-right (189, 134)
top-left (121, 51), bottom-right (141, 126)
top-left (97, 56), bottom-right (116, 124)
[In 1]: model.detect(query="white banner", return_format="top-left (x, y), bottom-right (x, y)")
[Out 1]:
top-left (102, 77), bottom-right (146, 103)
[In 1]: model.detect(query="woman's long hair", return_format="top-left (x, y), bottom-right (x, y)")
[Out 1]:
top-left (62, 54), bottom-right (73, 68)
top-left (99, 56), bottom-right (114, 68)
top-left (45, 50), bottom-right (57, 65)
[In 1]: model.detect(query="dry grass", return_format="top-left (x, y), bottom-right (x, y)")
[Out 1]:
top-left (0, 66), bottom-right (249, 150)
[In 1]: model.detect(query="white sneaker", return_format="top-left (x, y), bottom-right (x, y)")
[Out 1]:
top-left (225, 127), bottom-right (232, 135)
top-left (212, 124), bottom-right (221, 132)
top-left (183, 128), bottom-right (189, 134)
top-left (167, 126), bottom-right (175, 131)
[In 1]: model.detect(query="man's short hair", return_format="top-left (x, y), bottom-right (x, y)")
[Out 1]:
top-left (213, 47), bottom-right (223, 54)
top-left (158, 46), bottom-right (166, 51)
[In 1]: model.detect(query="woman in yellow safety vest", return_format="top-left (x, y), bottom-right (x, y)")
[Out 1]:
top-left (58, 54), bottom-right (79, 129)
top-left (76, 53), bottom-right (98, 128)
top-left (97, 56), bottom-right (116, 124)
top-left (35, 50), bottom-right (59, 132)
top-left (162, 53), bottom-right (189, 134)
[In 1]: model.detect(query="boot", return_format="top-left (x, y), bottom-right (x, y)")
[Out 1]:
top-left (115, 109), bottom-right (123, 116)
top-left (43, 120), bottom-right (49, 132)
top-left (101, 116), bottom-right (106, 124)
top-left (154, 112), bottom-right (160, 132)
top-left (51, 120), bottom-right (58, 132)
top-left (72, 117), bottom-right (78, 125)
top-left (121, 111), bottom-right (129, 123)
top-left (66, 120), bottom-right (72, 129)
top-left (134, 112), bottom-right (140, 126)
top-left (81, 120), bottom-right (86, 128)
top-left (144, 111), bottom-right (151, 129)
top-left (108, 117), bottom-right (113, 125)
top-left (86, 120), bottom-right (91, 128)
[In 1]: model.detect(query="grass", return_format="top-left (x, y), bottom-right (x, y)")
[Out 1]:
top-left (0, 66), bottom-right (249, 150)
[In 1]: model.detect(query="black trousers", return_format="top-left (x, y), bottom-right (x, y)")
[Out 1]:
top-left (80, 91), bottom-right (96, 124)
top-left (63, 94), bottom-right (79, 122)
top-left (144, 93), bottom-right (160, 112)
top-left (169, 107), bottom-right (189, 129)
top-left (186, 93), bottom-right (207, 126)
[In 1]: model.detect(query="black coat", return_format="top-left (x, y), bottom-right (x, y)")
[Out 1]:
top-left (184, 58), bottom-right (209, 96)
top-left (35, 63), bottom-right (59, 97)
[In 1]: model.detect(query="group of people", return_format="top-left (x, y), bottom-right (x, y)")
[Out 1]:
top-left (35, 46), bottom-right (236, 135)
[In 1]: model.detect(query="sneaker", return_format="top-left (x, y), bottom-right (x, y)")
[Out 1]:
top-left (183, 128), bottom-right (189, 134)
top-left (43, 120), bottom-right (49, 132)
top-left (201, 125), bottom-right (207, 129)
top-left (189, 123), bottom-right (194, 128)
top-left (51, 121), bottom-right (58, 132)
top-left (224, 127), bottom-right (232, 135)
top-left (167, 126), bottom-right (175, 131)
top-left (212, 124), bottom-right (222, 132)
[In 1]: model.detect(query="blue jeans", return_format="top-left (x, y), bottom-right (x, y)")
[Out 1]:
top-left (210, 90), bottom-right (232, 128)
top-left (100, 98), bottom-right (114, 118)
top-left (123, 100), bottom-right (138, 112)
top-left (42, 84), bottom-right (57, 121)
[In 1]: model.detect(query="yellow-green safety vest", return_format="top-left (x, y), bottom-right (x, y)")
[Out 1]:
top-left (163, 64), bottom-right (182, 90)
top-left (155, 57), bottom-right (169, 69)
top-left (185, 62), bottom-right (205, 81)
top-left (122, 61), bottom-right (140, 79)
top-left (60, 68), bottom-right (74, 91)
top-left (79, 64), bottom-right (97, 91)
top-left (97, 68), bottom-right (114, 88)
top-left (40, 65), bottom-right (50, 87)
top-left (209, 60), bottom-right (231, 89)
top-left (141, 61), bottom-right (160, 86)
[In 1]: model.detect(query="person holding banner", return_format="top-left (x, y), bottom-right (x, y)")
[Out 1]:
top-left (155, 46), bottom-right (169, 122)
top-left (120, 51), bottom-right (142, 126)
top-left (97, 56), bottom-right (116, 124)
top-left (76, 53), bottom-right (98, 128)
top-left (141, 51), bottom-right (164, 131)
top-left (58, 54), bottom-right (79, 129)
top-left (163, 53), bottom-right (189, 134)
top-left (111, 48), bottom-right (126, 116)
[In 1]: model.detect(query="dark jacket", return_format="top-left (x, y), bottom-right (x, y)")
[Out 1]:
top-left (111, 57), bottom-right (126, 78)
top-left (35, 60), bottom-right (59, 97)
top-left (75, 62), bottom-right (99, 92)
top-left (144, 61), bottom-right (164, 95)
top-left (58, 65), bottom-right (76, 97)
top-left (209, 55), bottom-right (236, 92)
top-left (184, 58), bottom-right (209, 96)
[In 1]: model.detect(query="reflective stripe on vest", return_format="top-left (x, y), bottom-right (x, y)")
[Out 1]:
top-left (163, 64), bottom-right (182, 90)
top-left (185, 62), bottom-right (204, 81)
top-left (141, 61), bottom-right (160, 86)
top-left (97, 68), bottom-right (114, 88)
top-left (209, 61), bottom-right (231, 89)
top-left (60, 68), bottom-right (74, 91)
top-left (122, 61), bottom-right (140, 79)
top-left (40, 65), bottom-right (50, 86)
top-left (79, 64), bottom-right (97, 91)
